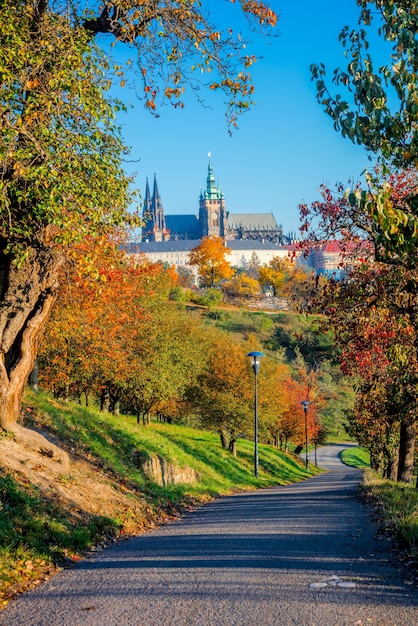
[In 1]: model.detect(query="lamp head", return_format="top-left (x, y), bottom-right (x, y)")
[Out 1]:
top-left (247, 351), bottom-right (265, 374)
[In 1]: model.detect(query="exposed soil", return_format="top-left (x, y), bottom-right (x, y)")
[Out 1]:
top-left (0, 436), bottom-right (152, 534)
top-left (0, 420), bottom-right (196, 605)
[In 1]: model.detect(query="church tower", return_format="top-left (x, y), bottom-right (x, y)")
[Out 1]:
top-left (199, 156), bottom-right (227, 239)
top-left (141, 174), bottom-right (169, 242)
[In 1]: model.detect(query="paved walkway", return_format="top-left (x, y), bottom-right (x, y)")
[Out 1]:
top-left (1, 445), bottom-right (417, 625)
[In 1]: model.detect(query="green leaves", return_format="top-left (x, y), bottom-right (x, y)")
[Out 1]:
top-left (311, 1), bottom-right (418, 169)
top-left (0, 1), bottom-right (138, 260)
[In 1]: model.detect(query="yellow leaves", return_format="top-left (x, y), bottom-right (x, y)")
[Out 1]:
top-left (164, 87), bottom-right (182, 99)
top-left (244, 55), bottom-right (257, 68)
top-left (13, 162), bottom-right (26, 177)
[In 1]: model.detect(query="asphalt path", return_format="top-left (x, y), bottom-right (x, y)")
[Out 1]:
top-left (1, 445), bottom-right (417, 625)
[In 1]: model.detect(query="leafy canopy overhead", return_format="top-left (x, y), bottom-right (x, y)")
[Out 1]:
top-left (311, 0), bottom-right (418, 168)
top-left (84, 0), bottom-right (278, 125)
top-left (310, 1), bottom-right (418, 262)
top-left (0, 1), bottom-right (136, 258)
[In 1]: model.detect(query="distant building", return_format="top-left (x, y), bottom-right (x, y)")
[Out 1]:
top-left (141, 157), bottom-right (290, 244)
top-left (128, 239), bottom-right (296, 283)
top-left (305, 240), bottom-right (368, 278)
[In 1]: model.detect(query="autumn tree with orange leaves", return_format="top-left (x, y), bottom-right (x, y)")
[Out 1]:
top-left (40, 239), bottom-right (212, 423)
top-left (39, 242), bottom-right (168, 407)
top-left (187, 333), bottom-right (253, 455)
top-left (189, 237), bottom-right (234, 288)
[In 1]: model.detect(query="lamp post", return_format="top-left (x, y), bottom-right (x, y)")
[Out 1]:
top-left (247, 351), bottom-right (265, 477)
top-left (301, 400), bottom-right (310, 469)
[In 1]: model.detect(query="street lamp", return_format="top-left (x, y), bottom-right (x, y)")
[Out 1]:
top-left (301, 400), bottom-right (310, 469)
top-left (247, 351), bottom-right (265, 477)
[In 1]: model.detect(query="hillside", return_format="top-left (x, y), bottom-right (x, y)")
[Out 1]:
top-left (0, 389), bottom-right (318, 606)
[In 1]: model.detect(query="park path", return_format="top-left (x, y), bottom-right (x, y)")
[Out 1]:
top-left (1, 445), bottom-right (417, 625)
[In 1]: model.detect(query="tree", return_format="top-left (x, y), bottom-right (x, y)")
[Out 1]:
top-left (39, 241), bottom-right (164, 407)
top-left (258, 256), bottom-right (307, 299)
top-left (40, 245), bottom-right (210, 424)
top-left (258, 257), bottom-right (287, 296)
top-left (222, 272), bottom-right (260, 299)
top-left (122, 305), bottom-right (210, 425)
top-left (299, 179), bottom-right (418, 483)
top-left (0, 0), bottom-right (278, 449)
top-left (303, 1), bottom-right (418, 480)
top-left (310, 1), bottom-right (418, 260)
top-left (0, 4), bottom-right (134, 460)
top-left (188, 333), bottom-right (253, 455)
top-left (188, 236), bottom-right (234, 288)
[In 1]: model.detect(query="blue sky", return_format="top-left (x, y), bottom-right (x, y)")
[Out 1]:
top-left (113, 1), bottom-right (378, 236)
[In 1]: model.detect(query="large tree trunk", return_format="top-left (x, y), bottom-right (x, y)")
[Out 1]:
top-left (0, 243), bottom-right (69, 466)
top-left (397, 418), bottom-right (416, 484)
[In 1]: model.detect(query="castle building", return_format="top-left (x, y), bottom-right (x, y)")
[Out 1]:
top-left (141, 157), bottom-right (289, 245)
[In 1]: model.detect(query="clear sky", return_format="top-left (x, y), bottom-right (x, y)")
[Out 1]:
top-left (113, 1), bottom-right (377, 237)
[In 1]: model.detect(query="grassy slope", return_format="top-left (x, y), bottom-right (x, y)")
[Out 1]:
top-left (0, 389), bottom-right (319, 605)
top-left (341, 447), bottom-right (418, 566)
top-left (341, 447), bottom-right (370, 469)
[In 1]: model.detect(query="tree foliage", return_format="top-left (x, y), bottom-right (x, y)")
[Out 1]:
top-left (222, 272), bottom-right (260, 298)
top-left (83, 0), bottom-right (278, 126)
top-left (258, 256), bottom-right (310, 300)
top-left (311, 0), bottom-right (418, 167)
top-left (188, 236), bottom-right (233, 287)
top-left (40, 245), bottom-right (211, 422)
top-left (310, 1), bottom-right (418, 260)
top-left (0, 0), bottom-right (278, 443)
top-left (181, 332), bottom-right (254, 454)
top-left (299, 178), bottom-right (418, 483)
top-left (0, 2), bottom-right (135, 456)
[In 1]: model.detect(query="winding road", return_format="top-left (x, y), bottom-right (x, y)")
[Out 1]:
top-left (1, 445), bottom-right (417, 625)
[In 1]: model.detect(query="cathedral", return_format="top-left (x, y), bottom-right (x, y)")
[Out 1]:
top-left (141, 158), bottom-right (290, 245)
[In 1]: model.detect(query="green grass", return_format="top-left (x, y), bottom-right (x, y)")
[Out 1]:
top-left (0, 389), bottom-right (320, 603)
top-left (26, 390), bottom-right (317, 498)
top-left (0, 471), bottom-right (118, 604)
top-left (339, 448), bottom-right (418, 560)
top-left (362, 472), bottom-right (418, 557)
top-left (341, 446), bottom-right (370, 469)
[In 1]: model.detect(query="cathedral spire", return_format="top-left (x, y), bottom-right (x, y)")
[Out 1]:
top-left (152, 173), bottom-right (160, 202)
top-left (203, 153), bottom-right (223, 200)
top-left (142, 174), bottom-right (168, 242)
top-left (144, 177), bottom-right (151, 211)
top-left (206, 154), bottom-right (217, 199)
